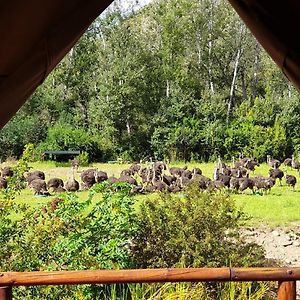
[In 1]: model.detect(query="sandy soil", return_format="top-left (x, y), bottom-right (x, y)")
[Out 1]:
top-left (243, 226), bottom-right (300, 298)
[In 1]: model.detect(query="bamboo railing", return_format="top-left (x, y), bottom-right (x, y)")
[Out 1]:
top-left (0, 267), bottom-right (298, 299)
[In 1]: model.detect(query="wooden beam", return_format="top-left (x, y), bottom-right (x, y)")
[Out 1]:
top-left (0, 268), bottom-right (299, 287)
top-left (0, 287), bottom-right (12, 300)
top-left (0, 268), bottom-right (230, 286)
top-left (278, 281), bottom-right (296, 300)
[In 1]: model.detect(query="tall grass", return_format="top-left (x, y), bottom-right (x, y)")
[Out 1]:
top-left (105, 281), bottom-right (271, 300)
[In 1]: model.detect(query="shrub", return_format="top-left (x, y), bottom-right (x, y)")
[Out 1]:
top-left (131, 186), bottom-right (265, 269)
top-left (0, 114), bottom-right (46, 160)
top-left (0, 183), bottom-right (138, 299)
top-left (75, 151), bottom-right (90, 166)
top-left (1, 144), bottom-right (34, 200)
top-left (37, 124), bottom-right (102, 161)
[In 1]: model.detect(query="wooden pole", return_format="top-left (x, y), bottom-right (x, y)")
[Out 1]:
top-left (278, 281), bottom-right (296, 300)
top-left (0, 287), bottom-right (12, 300)
top-left (0, 268), bottom-right (231, 286)
top-left (0, 268), bottom-right (298, 287)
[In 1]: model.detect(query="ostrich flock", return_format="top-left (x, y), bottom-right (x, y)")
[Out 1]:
top-left (0, 155), bottom-right (298, 197)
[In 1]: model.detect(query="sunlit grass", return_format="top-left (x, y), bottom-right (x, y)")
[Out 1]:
top-left (4, 160), bottom-right (300, 227)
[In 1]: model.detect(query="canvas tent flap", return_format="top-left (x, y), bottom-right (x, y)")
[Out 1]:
top-left (1, 0), bottom-right (300, 129)
top-left (0, 0), bottom-right (113, 129)
top-left (228, 0), bottom-right (300, 93)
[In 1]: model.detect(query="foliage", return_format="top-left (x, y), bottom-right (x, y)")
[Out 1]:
top-left (75, 151), bottom-right (90, 166)
top-left (216, 281), bottom-right (271, 300)
top-left (1, 0), bottom-right (298, 162)
top-left (0, 114), bottom-right (45, 159)
top-left (0, 182), bottom-right (138, 299)
top-left (1, 144), bottom-right (34, 200)
top-left (132, 185), bottom-right (265, 269)
top-left (37, 124), bottom-right (102, 161)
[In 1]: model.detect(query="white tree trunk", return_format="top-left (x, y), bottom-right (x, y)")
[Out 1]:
top-left (227, 48), bottom-right (242, 122)
top-left (208, 4), bottom-right (214, 94)
top-left (166, 80), bottom-right (170, 98)
top-left (288, 81), bottom-right (292, 98)
top-left (251, 42), bottom-right (260, 99)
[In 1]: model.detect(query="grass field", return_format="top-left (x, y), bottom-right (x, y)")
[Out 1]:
top-left (2, 160), bottom-right (300, 227)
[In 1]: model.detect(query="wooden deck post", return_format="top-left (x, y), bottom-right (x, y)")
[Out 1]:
top-left (0, 287), bottom-right (12, 300)
top-left (278, 281), bottom-right (296, 300)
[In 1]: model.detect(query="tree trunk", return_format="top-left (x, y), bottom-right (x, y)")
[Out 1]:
top-left (166, 80), bottom-right (170, 98)
top-left (251, 42), bottom-right (260, 100)
top-left (208, 4), bottom-right (214, 94)
top-left (227, 48), bottom-right (241, 123)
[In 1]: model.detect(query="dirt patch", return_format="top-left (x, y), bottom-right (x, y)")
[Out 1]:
top-left (242, 226), bottom-right (300, 298)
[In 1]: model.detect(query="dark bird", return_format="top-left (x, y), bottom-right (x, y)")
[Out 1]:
top-left (267, 155), bottom-right (281, 169)
top-left (0, 177), bottom-right (7, 189)
top-left (26, 170), bottom-right (45, 184)
top-left (29, 179), bottom-right (50, 196)
top-left (65, 168), bottom-right (79, 192)
top-left (47, 178), bottom-right (64, 192)
top-left (95, 170), bottom-right (108, 183)
top-left (283, 158), bottom-right (292, 167)
top-left (291, 155), bottom-right (300, 174)
top-left (80, 169), bottom-right (97, 189)
top-left (285, 174), bottom-right (297, 189)
top-left (269, 168), bottom-right (284, 185)
top-left (1, 166), bottom-right (13, 178)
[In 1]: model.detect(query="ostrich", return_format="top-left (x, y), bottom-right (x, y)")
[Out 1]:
top-left (239, 175), bottom-right (254, 192)
top-left (26, 170), bottom-right (45, 184)
top-left (47, 178), bottom-right (65, 192)
top-left (1, 166), bottom-right (13, 178)
top-left (118, 175), bottom-right (137, 185)
top-left (107, 176), bottom-right (119, 184)
top-left (291, 155), bottom-right (300, 174)
top-left (65, 168), bottom-right (79, 192)
top-left (168, 166), bottom-right (187, 178)
top-left (210, 180), bottom-right (225, 190)
top-left (192, 167), bottom-right (202, 176)
top-left (120, 169), bottom-right (133, 177)
top-left (80, 169), bottom-right (97, 189)
top-left (0, 177), bottom-right (7, 189)
top-left (229, 177), bottom-right (240, 191)
top-left (162, 174), bottom-right (176, 186)
top-left (219, 174), bottom-right (231, 188)
top-left (267, 155), bottom-right (281, 169)
top-left (192, 174), bottom-right (211, 189)
top-left (285, 173), bottom-right (297, 189)
top-left (269, 168), bottom-right (284, 185)
top-left (253, 176), bottom-right (275, 194)
top-left (283, 158), bottom-right (292, 168)
top-left (234, 157), bottom-right (250, 168)
top-left (95, 170), bottom-right (108, 183)
top-left (129, 163), bottom-right (141, 174)
top-left (71, 158), bottom-right (80, 171)
top-left (182, 169), bottom-right (193, 179)
top-left (29, 179), bottom-right (50, 196)
top-left (244, 158), bottom-right (259, 172)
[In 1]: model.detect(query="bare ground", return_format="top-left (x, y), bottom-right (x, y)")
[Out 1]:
top-left (242, 225), bottom-right (300, 298)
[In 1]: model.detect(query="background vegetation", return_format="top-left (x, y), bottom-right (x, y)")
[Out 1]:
top-left (0, 0), bottom-right (298, 163)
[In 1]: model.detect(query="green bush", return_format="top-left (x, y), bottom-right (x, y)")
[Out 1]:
top-left (37, 124), bottom-right (102, 161)
top-left (1, 144), bottom-right (34, 200)
top-left (132, 186), bottom-right (265, 269)
top-left (0, 183), bottom-right (138, 299)
top-left (75, 151), bottom-right (90, 166)
top-left (0, 114), bottom-right (46, 160)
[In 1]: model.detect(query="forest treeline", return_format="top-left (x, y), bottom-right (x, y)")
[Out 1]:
top-left (1, 0), bottom-right (299, 162)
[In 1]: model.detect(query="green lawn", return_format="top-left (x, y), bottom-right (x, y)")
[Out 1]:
top-left (3, 160), bottom-right (300, 227)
